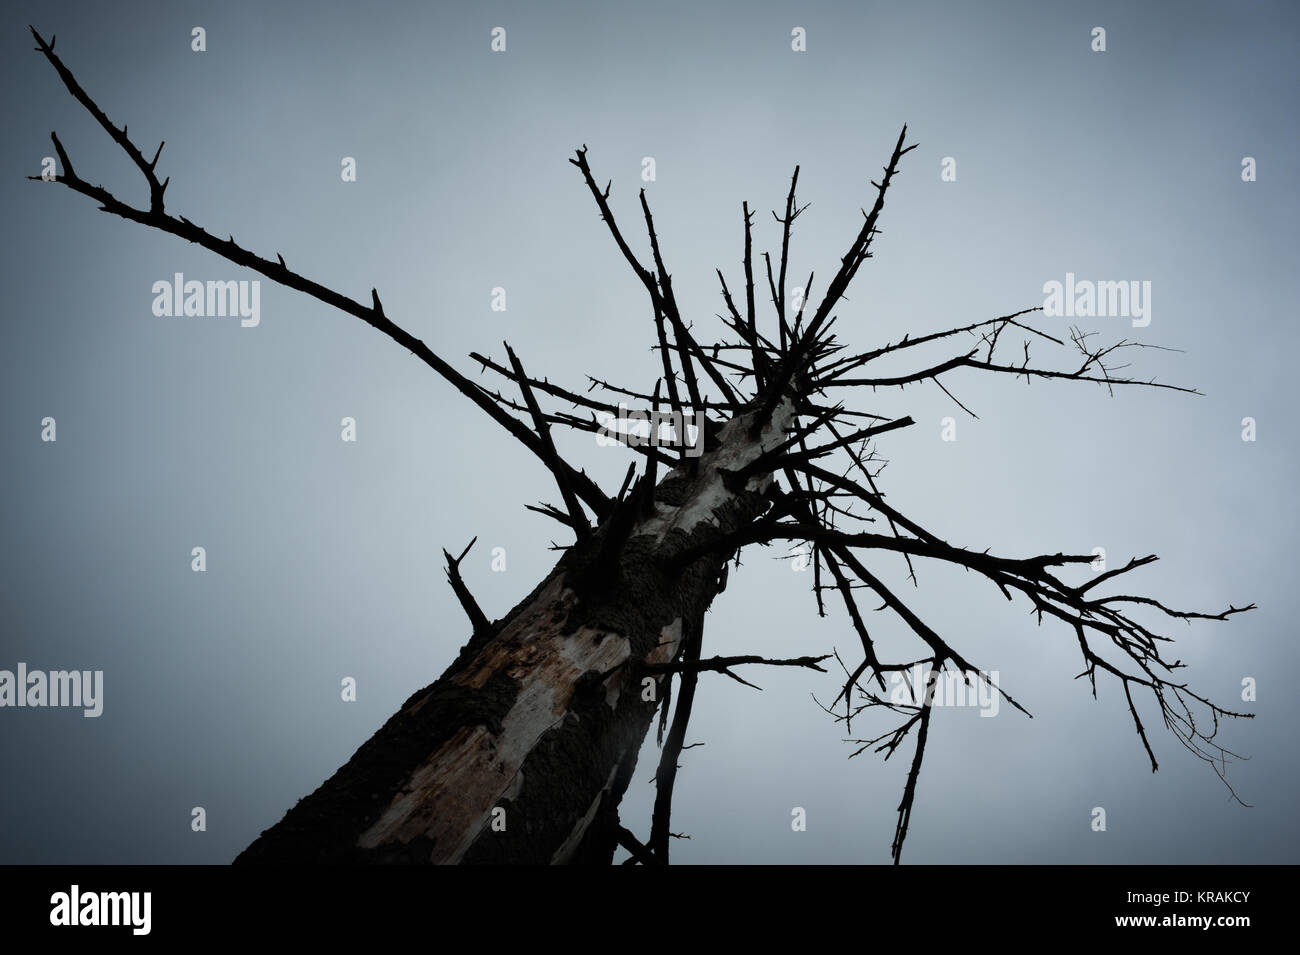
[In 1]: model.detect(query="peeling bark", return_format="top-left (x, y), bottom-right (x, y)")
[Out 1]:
top-left (236, 402), bottom-right (794, 865)
top-left (29, 40), bottom-right (1251, 865)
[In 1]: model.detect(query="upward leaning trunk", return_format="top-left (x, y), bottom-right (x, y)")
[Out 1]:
top-left (235, 402), bottom-right (794, 864)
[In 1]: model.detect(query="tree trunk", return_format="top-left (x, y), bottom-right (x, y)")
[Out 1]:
top-left (235, 402), bottom-right (793, 864)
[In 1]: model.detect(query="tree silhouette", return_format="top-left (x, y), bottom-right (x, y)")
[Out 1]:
top-left (30, 26), bottom-right (1254, 865)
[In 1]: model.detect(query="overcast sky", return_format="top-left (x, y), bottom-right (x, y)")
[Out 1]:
top-left (2, 0), bottom-right (1297, 864)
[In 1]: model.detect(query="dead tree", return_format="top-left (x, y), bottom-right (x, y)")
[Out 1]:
top-left (29, 27), bottom-right (1254, 865)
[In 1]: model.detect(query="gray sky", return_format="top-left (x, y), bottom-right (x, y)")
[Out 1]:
top-left (2, 0), bottom-right (1297, 863)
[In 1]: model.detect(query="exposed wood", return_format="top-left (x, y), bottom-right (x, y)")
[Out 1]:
top-left (31, 25), bottom-right (1254, 864)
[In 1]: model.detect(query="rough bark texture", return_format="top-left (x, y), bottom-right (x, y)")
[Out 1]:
top-left (29, 29), bottom-right (1254, 866)
top-left (235, 402), bottom-right (794, 864)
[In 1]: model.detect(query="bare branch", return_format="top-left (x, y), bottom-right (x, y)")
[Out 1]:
top-left (443, 538), bottom-right (491, 638)
top-left (30, 31), bottom-right (613, 522)
top-left (649, 614), bottom-right (703, 862)
top-left (505, 343), bottom-right (592, 539)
